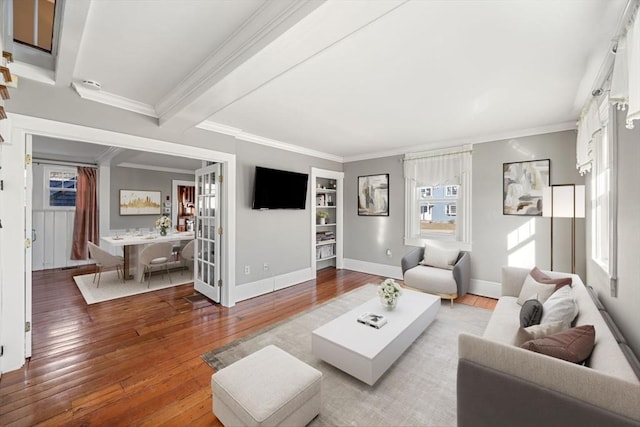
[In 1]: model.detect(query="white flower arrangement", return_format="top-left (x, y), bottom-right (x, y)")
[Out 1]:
top-left (155, 215), bottom-right (171, 231)
top-left (378, 278), bottom-right (402, 307)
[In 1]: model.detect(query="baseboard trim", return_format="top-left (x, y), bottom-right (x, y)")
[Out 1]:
top-left (235, 268), bottom-right (314, 302)
top-left (343, 258), bottom-right (403, 280)
top-left (469, 279), bottom-right (501, 299)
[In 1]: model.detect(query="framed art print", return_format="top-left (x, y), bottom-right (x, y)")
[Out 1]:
top-left (119, 189), bottom-right (162, 215)
top-left (358, 174), bottom-right (389, 216)
top-left (503, 159), bottom-right (550, 216)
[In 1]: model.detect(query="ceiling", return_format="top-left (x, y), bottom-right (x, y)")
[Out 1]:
top-left (14, 0), bottom-right (631, 161)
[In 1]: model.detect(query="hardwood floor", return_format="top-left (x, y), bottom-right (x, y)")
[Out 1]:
top-left (0, 266), bottom-right (495, 426)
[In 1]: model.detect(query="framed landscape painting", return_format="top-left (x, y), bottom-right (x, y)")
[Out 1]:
top-left (358, 174), bottom-right (389, 216)
top-left (119, 189), bottom-right (162, 216)
top-left (503, 159), bottom-right (550, 216)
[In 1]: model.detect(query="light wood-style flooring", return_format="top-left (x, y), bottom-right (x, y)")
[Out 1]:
top-left (0, 266), bottom-right (495, 426)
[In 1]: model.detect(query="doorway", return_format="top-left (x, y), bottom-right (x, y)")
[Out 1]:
top-left (0, 113), bottom-right (237, 373)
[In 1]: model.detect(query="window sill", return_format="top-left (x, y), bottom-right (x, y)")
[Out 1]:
top-left (404, 235), bottom-right (472, 251)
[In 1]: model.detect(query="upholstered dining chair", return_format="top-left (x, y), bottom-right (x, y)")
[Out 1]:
top-left (180, 240), bottom-right (195, 275)
top-left (139, 241), bottom-right (173, 288)
top-left (87, 241), bottom-right (125, 288)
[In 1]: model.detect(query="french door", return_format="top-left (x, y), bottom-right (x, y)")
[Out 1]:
top-left (194, 163), bottom-right (221, 302)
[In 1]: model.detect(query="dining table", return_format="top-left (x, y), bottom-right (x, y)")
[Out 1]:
top-left (101, 231), bottom-right (196, 282)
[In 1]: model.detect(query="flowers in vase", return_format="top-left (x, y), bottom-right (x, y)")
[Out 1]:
top-left (378, 278), bottom-right (402, 307)
top-left (155, 215), bottom-right (171, 234)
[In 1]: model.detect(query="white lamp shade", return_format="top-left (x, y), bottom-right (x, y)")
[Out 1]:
top-left (542, 185), bottom-right (585, 218)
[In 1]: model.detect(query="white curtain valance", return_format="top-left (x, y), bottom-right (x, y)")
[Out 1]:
top-left (609, 6), bottom-right (640, 129)
top-left (576, 100), bottom-right (602, 175)
top-left (403, 150), bottom-right (471, 186)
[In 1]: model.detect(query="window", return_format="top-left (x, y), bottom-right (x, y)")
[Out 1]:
top-left (419, 187), bottom-right (432, 198)
top-left (45, 167), bottom-right (77, 208)
top-left (403, 147), bottom-right (471, 246)
top-left (446, 204), bottom-right (457, 216)
top-left (591, 104), bottom-right (613, 272)
top-left (445, 185), bottom-right (458, 197)
top-left (13, 0), bottom-right (57, 52)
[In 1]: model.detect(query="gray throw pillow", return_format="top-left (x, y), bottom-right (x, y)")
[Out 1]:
top-left (520, 298), bottom-right (543, 328)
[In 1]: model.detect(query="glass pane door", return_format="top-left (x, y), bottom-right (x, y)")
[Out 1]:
top-left (194, 163), bottom-right (221, 302)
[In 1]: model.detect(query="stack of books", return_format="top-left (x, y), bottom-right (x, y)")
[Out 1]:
top-left (316, 231), bottom-right (335, 243)
top-left (357, 312), bottom-right (387, 329)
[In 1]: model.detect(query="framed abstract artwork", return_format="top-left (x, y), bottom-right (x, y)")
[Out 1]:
top-left (119, 189), bottom-right (162, 215)
top-left (503, 159), bottom-right (550, 216)
top-left (358, 174), bottom-right (389, 216)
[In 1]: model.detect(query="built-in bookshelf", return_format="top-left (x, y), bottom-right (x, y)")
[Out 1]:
top-left (311, 168), bottom-right (344, 272)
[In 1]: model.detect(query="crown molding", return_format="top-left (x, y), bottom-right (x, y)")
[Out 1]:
top-left (71, 82), bottom-right (158, 118)
top-left (116, 162), bottom-right (195, 175)
top-left (156, 0), bottom-right (325, 125)
top-left (10, 61), bottom-right (54, 86)
top-left (95, 146), bottom-right (125, 166)
top-left (342, 121), bottom-right (578, 163)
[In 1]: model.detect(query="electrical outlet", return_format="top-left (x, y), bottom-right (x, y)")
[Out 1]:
top-left (244, 265), bottom-right (250, 275)
top-left (263, 262), bottom-right (269, 271)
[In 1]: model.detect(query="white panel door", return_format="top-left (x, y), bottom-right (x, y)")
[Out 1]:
top-left (194, 164), bottom-right (221, 303)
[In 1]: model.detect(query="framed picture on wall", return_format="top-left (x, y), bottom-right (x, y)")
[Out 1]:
top-left (503, 159), bottom-right (550, 216)
top-left (119, 189), bottom-right (162, 216)
top-left (358, 174), bottom-right (389, 216)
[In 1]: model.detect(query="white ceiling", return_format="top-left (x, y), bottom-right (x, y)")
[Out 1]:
top-left (18, 0), bottom-right (631, 161)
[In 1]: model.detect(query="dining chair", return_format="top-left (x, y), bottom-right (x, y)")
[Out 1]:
top-left (180, 240), bottom-right (195, 275)
top-left (87, 241), bottom-right (125, 287)
top-left (139, 242), bottom-right (173, 288)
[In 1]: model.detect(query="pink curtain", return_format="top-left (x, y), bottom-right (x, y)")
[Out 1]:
top-left (71, 167), bottom-right (99, 260)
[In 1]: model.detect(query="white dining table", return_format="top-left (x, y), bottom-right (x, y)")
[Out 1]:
top-left (101, 231), bottom-right (195, 282)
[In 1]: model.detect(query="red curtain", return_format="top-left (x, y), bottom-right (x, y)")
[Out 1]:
top-left (71, 167), bottom-right (99, 260)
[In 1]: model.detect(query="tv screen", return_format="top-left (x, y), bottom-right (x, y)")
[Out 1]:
top-left (252, 166), bottom-right (309, 210)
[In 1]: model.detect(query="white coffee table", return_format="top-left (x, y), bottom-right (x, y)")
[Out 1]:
top-left (311, 288), bottom-right (440, 385)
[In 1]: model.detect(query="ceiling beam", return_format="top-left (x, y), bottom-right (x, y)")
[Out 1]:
top-left (54, 0), bottom-right (91, 87)
top-left (156, 0), bottom-right (326, 131)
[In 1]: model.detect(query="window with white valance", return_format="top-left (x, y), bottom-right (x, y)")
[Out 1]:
top-left (403, 147), bottom-right (472, 247)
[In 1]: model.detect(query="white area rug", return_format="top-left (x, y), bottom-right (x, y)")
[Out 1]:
top-left (203, 285), bottom-right (492, 426)
top-left (73, 269), bottom-right (192, 304)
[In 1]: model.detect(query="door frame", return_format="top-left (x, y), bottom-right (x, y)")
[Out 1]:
top-left (0, 113), bottom-right (237, 373)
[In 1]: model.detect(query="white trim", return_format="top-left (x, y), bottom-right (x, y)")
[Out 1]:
top-left (9, 61), bottom-right (54, 85)
top-left (117, 162), bottom-right (195, 175)
top-left (197, 120), bottom-right (343, 163)
top-left (344, 121), bottom-right (577, 163)
top-left (469, 279), bottom-right (502, 299)
top-left (0, 113), bottom-right (237, 373)
top-left (71, 82), bottom-right (158, 118)
top-left (274, 267), bottom-right (314, 291)
top-left (343, 258), bottom-right (403, 280)
top-left (234, 267), bottom-right (314, 302)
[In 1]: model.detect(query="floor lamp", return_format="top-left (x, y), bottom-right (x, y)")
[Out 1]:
top-left (542, 184), bottom-right (585, 274)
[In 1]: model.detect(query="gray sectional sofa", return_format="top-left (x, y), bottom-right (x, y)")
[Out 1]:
top-left (457, 266), bottom-right (640, 427)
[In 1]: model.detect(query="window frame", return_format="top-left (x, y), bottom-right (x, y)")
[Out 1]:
top-left (43, 165), bottom-right (77, 210)
top-left (404, 148), bottom-right (472, 248)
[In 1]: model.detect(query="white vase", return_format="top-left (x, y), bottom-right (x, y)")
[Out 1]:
top-left (380, 296), bottom-right (397, 310)
top-left (319, 217), bottom-right (326, 225)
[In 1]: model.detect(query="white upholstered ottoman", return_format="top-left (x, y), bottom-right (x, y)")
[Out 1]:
top-left (211, 345), bottom-right (322, 426)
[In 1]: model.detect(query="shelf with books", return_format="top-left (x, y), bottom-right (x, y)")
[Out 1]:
top-left (311, 168), bottom-right (343, 272)
top-left (316, 239), bottom-right (336, 246)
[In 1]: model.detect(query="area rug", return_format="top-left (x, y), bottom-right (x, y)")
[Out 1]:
top-left (73, 270), bottom-right (193, 304)
top-left (202, 285), bottom-right (492, 426)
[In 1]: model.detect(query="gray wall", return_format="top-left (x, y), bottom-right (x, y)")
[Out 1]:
top-left (8, 79), bottom-right (343, 288)
top-left (587, 111), bottom-right (640, 355)
top-left (343, 155), bottom-right (406, 265)
top-left (473, 130), bottom-right (586, 283)
top-left (343, 130), bottom-right (585, 286)
top-left (110, 167), bottom-right (195, 230)
top-left (235, 140), bottom-right (341, 285)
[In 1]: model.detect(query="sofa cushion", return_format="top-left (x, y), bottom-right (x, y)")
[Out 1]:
top-left (403, 265), bottom-right (457, 295)
top-left (540, 286), bottom-right (578, 328)
top-left (516, 275), bottom-right (557, 305)
top-left (530, 266), bottom-right (572, 290)
top-left (419, 242), bottom-right (459, 270)
top-left (521, 325), bottom-right (596, 364)
top-left (514, 321), bottom-right (566, 346)
top-left (520, 298), bottom-right (543, 328)
top-left (482, 296), bottom-right (522, 344)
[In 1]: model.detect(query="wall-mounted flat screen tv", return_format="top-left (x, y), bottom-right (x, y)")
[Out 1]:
top-left (252, 166), bottom-right (308, 210)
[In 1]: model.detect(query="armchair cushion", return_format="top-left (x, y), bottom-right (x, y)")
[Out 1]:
top-left (419, 242), bottom-right (460, 270)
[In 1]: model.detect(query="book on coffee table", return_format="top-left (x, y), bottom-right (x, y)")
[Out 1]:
top-left (357, 312), bottom-right (387, 329)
